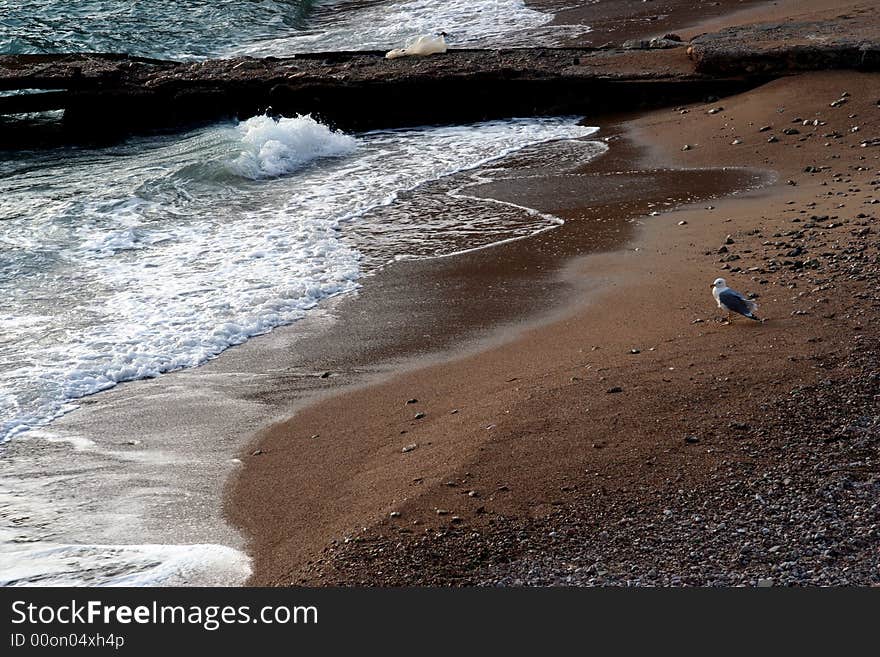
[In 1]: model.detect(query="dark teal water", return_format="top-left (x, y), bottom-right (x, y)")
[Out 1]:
top-left (0, 0), bottom-right (315, 59)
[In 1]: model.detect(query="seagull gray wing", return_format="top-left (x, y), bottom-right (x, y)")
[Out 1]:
top-left (718, 289), bottom-right (753, 316)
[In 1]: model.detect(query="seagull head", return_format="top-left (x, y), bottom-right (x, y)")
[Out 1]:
top-left (711, 277), bottom-right (727, 289)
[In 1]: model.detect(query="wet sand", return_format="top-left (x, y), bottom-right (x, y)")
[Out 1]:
top-left (227, 130), bottom-right (766, 584)
top-left (229, 64), bottom-right (880, 586)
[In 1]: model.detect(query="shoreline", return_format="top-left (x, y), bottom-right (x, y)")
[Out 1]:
top-left (228, 67), bottom-right (879, 586)
top-left (2, 0), bottom-right (876, 588)
top-left (226, 120), bottom-right (768, 585)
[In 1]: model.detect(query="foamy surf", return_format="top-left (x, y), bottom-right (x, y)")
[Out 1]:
top-left (237, 0), bottom-right (589, 55)
top-left (0, 543), bottom-right (251, 587)
top-left (230, 114), bottom-right (357, 179)
top-left (0, 116), bottom-right (599, 445)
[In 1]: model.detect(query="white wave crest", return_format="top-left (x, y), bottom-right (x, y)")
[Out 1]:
top-left (229, 114), bottom-right (357, 179)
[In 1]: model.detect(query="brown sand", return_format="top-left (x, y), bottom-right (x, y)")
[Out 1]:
top-left (228, 3), bottom-right (880, 586)
top-left (528, 0), bottom-right (878, 46)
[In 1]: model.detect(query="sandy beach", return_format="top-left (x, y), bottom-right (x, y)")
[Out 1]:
top-left (228, 2), bottom-right (880, 586)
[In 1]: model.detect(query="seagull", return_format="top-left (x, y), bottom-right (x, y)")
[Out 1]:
top-left (711, 277), bottom-right (760, 323)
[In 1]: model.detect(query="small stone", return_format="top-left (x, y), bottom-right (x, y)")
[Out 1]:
top-left (782, 127), bottom-right (800, 135)
top-left (413, 412), bottom-right (426, 420)
top-left (681, 144), bottom-right (691, 151)
top-left (707, 106), bottom-right (723, 114)
top-left (757, 578), bottom-right (775, 587)
top-left (759, 125), bottom-right (772, 132)
top-left (389, 511), bottom-right (401, 518)
top-left (251, 449), bottom-right (264, 456)
top-left (630, 348), bottom-right (641, 354)
top-left (684, 435), bottom-right (700, 444)
top-left (678, 220), bottom-right (688, 225)
top-left (606, 386), bottom-right (623, 394)
top-left (436, 509), bottom-right (449, 516)
top-left (767, 136), bottom-right (779, 143)
top-left (406, 398), bottom-right (418, 404)
top-left (401, 443), bottom-right (418, 453)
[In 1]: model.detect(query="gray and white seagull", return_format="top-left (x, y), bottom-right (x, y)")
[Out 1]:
top-left (711, 277), bottom-right (760, 323)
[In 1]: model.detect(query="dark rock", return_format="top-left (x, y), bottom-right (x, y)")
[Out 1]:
top-left (689, 19), bottom-right (880, 75)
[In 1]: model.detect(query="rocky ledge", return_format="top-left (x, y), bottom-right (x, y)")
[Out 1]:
top-left (1, 16), bottom-right (878, 139)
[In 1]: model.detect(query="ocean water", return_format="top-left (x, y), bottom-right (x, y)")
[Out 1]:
top-left (1, 0), bottom-right (589, 59)
top-left (0, 116), bottom-right (600, 445)
top-left (0, 1), bottom-right (599, 586)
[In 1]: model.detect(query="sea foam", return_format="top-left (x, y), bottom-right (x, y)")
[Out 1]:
top-left (0, 117), bottom-right (599, 445)
top-left (229, 114), bottom-right (357, 179)
top-left (237, 0), bottom-right (588, 55)
top-left (0, 543), bottom-right (251, 587)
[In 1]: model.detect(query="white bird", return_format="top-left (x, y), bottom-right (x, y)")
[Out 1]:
top-left (711, 277), bottom-right (760, 323)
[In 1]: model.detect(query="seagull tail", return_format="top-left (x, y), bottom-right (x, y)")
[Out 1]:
top-left (745, 299), bottom-right (760, 321)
